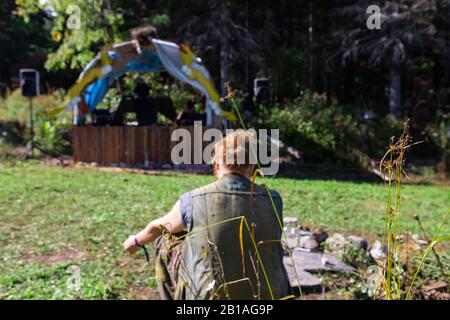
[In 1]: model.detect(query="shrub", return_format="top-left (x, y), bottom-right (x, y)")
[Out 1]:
top-left (425, 111), bottom-right (449, 175)
top-left (0, 89), bottom-right (72, 155)
top-left (252, 92), bottom-right (406, 170)
top-left (256, 92), bottom-right (366, 168)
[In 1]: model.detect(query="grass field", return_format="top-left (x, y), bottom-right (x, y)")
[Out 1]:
top-left (0, 162), bottom-right (448, 299)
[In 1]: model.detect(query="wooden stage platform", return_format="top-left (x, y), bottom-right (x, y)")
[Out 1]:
top-left (73, 125), bottom-right (208, 165)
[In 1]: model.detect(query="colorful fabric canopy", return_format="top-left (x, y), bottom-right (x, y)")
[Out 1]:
top-left (65, 39), bottom-right (235, 125)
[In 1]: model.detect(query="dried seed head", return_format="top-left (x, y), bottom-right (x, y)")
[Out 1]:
top-left (220, 82), bottom-right (237, 102)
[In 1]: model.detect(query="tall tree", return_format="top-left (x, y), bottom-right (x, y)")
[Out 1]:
top-left (0, 0), bottom-right (52, 88)
top-left (172, 0), bottom-right (256, 95)
top-left (334, 0), bottom-right (450, 117)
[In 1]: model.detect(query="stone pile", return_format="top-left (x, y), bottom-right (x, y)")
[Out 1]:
top-left (282, 217), bottom-right (375, 290)
top-left (281, 217), bottom-right (437, 293)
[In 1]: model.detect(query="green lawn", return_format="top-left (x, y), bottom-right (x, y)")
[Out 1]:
top-left (0, 162), bottom-right (448, 299)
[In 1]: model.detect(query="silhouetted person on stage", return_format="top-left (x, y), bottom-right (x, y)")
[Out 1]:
top-left (134, 78), bottom-right (157, 126)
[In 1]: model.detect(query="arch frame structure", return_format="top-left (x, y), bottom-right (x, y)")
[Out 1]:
top-left (65, 39), bottom-right (236, 126)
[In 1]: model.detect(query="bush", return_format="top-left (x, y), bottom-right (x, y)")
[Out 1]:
top-left (97, 74), bottom-right (203, 119)
top-left (0, 89), bottom-right (72, 155)
top-left (256, 92), bottom-right (364, 168)
top-left (253, 92), bottom-right (405, 170)
top-left (425, 111), bottom-right (449, 175)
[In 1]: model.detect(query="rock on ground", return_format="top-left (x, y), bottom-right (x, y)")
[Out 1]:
top-left (283, 250), bottom-right (355, 289)
top-left (369, 240), bottom-right (386, 261)
top-left (324, 233), bottom-right (368, 257)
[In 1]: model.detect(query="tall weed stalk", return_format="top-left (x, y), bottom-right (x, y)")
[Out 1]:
top-left (378, 121), bottom-right (449, 299)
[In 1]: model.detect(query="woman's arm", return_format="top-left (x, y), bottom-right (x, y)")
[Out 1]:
top-left (123, 200), bottom-right (184, 254)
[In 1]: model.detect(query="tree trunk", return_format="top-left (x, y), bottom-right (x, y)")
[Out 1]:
top-left (244, 0), bottom-right (249, 87)
top-left (388, 64), bottom-right (402, 117)
top-left (220, 39), bottom-right (231, 97)
top-left (219, 5), bottom-right (231, 96)
top-left (308, 0), bottom-right (314, 93)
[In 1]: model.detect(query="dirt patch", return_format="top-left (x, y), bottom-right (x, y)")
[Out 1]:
top-left (22, 248), bottom-right (88, 265)
top-left (1, 220), bottom-right (27, 245)
top-left (71, 162), bottom-right (209, 177)
top-left (0, 219), bottom-right (26, 233)
top-left (41, 156), bottom-right (72, 167)
top-left (129, 285), bottom-right (160, 300)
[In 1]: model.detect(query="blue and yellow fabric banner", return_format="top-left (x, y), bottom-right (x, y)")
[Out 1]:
top-left (64, 39), bottom-right (235, 124)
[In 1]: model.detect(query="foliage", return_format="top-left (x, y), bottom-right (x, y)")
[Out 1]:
top-left (0, 0), bottom-right (53, 87)
top-left (336, 0), bottom-right (449, 67)
top-left (256, 92), bottom-right (363, 167)
top-left (8, 0), bottom-right (450, 113)
top-left (15, 0), bottom-right (171, 73)
top-left (6, 0), bottom-right (450, 167)
top-left (97, 73), bottom-right (203, 116)
top-left (375, 122), bottom-right (449, 300)
top-left (0, 89), bottom-right (71, 155)
top-left (45, 0), bottom-right (123, 71)
top-left (425, 111), bottom-right (450, 174)
top-left (325, 241), bottom-right (373, 270)
top-left (335, 0), bottom-right (450, 116)
top-left (250, 90), bottom-right (409, 169)
top-left (271, 47), bottom-right (306, 99)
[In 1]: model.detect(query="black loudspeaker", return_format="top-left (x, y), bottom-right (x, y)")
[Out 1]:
top-left (19, 69), bottom-right (40, 97)
top-left (254, 78), bottom-right (270, 105)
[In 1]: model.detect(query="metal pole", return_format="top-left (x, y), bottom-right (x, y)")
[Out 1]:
top-left (29, 97), bottom-right (34, 156)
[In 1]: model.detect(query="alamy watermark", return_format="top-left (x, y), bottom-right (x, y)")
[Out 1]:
top-left (66, 265), bottom-right (82, 292)
top-left (66, 5), bottom-right (81, 30)
top-left (366, 5), bottom-right (381, 30)
top-left (171, 122), bottom-right (280, 175)
top-left (53, 265), bottom-right (82, 298)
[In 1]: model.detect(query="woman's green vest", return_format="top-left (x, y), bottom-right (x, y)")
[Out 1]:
top-left (179, 173), bottom-right (290, 300)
